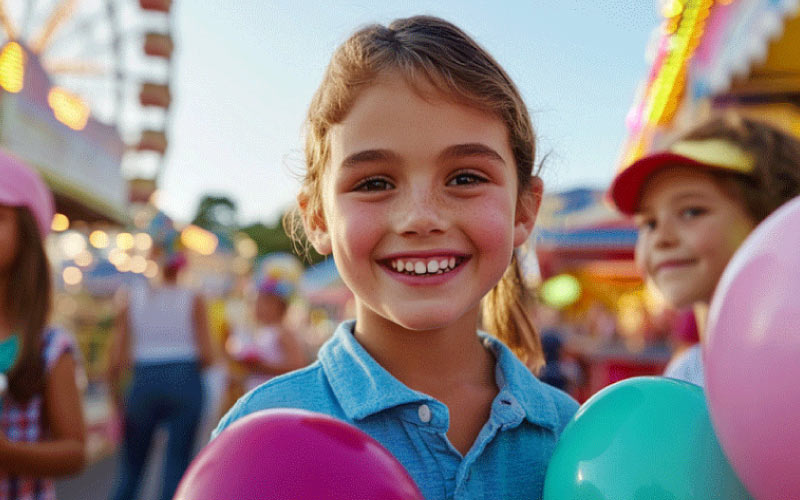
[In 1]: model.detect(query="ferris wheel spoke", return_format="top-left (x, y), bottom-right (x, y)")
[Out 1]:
top-left (17, 0), bottom-right (38, 40)
top-left (0, 1), bottom-right (18, 40)
top-left (44, 59), bottom-right (107, 75)
top-left (45, 35), bottom-right (113, 63)
top-left (31, 0), bottom-right (79, 55)
top-left (41, 9), bottom-right (109, 56)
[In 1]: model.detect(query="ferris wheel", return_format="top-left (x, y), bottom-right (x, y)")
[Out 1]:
top-left (0, 0), bottom-right (174, 181)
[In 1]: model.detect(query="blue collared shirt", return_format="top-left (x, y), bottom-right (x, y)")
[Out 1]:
top-left (213, 320), bottom-right (578, 500)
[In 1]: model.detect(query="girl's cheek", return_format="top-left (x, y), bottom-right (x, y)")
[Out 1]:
top-left (634, 237), bottom-right (649, 275)
top-left (332, 201), bottom-right (380, 253)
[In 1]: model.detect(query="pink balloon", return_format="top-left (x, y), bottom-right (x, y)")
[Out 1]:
top-left (705, 195), bottom-right (800, 500)
top-left (173, 409), bottom-right (424, 500)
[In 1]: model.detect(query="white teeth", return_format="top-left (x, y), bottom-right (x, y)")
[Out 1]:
top-left (390, 257), bottom-right (461, 275)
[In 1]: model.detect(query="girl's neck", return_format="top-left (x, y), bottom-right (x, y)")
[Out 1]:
top-left (353, 304), bottom-right (495, 392)
top-left (693, 302), bottom-right (709, 342)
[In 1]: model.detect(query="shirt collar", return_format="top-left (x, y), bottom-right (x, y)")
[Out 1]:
top-left (318, 320), bottom-right (560, 430)
top-left (478, 331), bottom-right (560, 431)
top-left (318, 321), bottom-right (433, 421)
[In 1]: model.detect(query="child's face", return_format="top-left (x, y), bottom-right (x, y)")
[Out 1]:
top-left (255, 293), bottom-right (287, 324)
top-left (634, 166), bottom-right (755, 308)
top-left (0, 205), bottom-right (19, 273)
top-left (306, 74), bottom-right (539, 332)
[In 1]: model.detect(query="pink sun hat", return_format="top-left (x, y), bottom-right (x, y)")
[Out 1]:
top-left (0, 149), bottom-right (55, 238)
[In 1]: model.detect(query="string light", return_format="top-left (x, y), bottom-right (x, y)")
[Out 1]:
top-left (62, 266), bottom-right (83, 286)
top-left (48, 87), bottom-right (90, 130)
top-left (181, 225), bottom-right (218, 256)
top-left (0, 42), bottom-right (25, 93)
top-left (51, 213), bottom-right (69, 232)
top-left (89, 230), bottom-right (109, 249)
top-left (116, 232), bottom-right (134, 250)
top-left (134, 233), bottom-right (153, 251)
top-left (130, 255), bottom-right (148, 274)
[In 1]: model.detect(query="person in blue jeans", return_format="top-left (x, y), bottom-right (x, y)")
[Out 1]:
top-left (214, 16), bottom-right (578, 499)
top-left (108, 246), bottom-right (213, 500)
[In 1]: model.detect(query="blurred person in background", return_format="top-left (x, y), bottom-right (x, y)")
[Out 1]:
top-left (0, 150), bottom-right (86, 499)
top-left (106, 243), bottom-right (213, 500)
top-left (224, 276), bottom-right (309, 396)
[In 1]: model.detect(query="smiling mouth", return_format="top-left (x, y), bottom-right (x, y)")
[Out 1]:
top-left (656, 259), bottom-right (696, 273)
top-left (382, 256), bottom-right (468, 276)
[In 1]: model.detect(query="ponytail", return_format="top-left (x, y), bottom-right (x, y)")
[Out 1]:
top-left (481, 252), bottom-right (544, 374)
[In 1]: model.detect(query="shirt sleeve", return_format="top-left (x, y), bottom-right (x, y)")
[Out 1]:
top-left (663, 345), bottom-right (704, 387)
top-left (43, 326), bottom-right (81, 372)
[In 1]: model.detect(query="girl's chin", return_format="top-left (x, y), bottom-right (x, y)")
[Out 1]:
top-left (384, 308), bottom-right (469, 332)
top-left (662, 292), bottom-right (708, 310)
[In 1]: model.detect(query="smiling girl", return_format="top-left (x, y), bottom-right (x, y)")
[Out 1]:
top-left (610, 113), bottom-right (800, 386)
top-left (214, 16), bottom-right (578, 499)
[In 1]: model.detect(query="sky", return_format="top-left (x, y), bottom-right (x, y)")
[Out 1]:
top-left (158, 1), bottom-right (661, 226)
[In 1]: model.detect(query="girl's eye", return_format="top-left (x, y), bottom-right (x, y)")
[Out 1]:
top-left (353, 177), bottom-right (393, 192)
top-left (680, 206), bottom-right (707, 219)
top-left (447, 172), bottom-right (488, 186)
top-left (636, 218), bottom-right (656, 231)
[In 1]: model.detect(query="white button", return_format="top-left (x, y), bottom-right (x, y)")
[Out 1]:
top-left (418, 404), bottom-right (432, 423)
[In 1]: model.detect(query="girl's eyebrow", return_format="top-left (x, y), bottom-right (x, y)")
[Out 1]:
top-left (670, 190), bottom-right (713, 203)
top-left (340, 143), bottom-right (505, 169)
top-left (639, 190), bottom-right (713, 212)
top-left (438, 143), bottom-right (506, 164)
top-left (341, 149), bottom-right (398, 169)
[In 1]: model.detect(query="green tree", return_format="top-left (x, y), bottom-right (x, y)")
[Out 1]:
top-left (191, 195), bottom-right (238, 234)
top-left (241, 219), bottom-right (324, 265)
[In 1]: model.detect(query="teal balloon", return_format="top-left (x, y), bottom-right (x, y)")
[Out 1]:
top-left (543, 377), bottom-right (752, 500)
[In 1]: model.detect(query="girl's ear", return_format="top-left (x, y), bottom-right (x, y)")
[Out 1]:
top-left (513, 176), bottom-right (543, 247)
top-left (297, 189), bottom-right (332, 256)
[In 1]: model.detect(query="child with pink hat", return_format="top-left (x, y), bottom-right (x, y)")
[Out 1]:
top-left (0, 149), bottom-right (86, 497)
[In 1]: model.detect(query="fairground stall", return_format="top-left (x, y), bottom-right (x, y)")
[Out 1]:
top-left (0, 0), bottom-right (177, 462)
top-left (532, 188), bottom-right (672, 402)
top-left (621, 0), bottom-right (800, 164)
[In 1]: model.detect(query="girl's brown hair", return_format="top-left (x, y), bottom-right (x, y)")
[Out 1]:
top-left (287, 15), bottom-right (544, 370)
top-left (5, 207), bottom-right (49, 402)
top-left (680, 112), bottom-right (800, 223)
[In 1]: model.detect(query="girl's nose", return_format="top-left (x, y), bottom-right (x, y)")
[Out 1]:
top-left (652, 217), bottom-right (679, 248)
top-left (395, 188), bottom-right (448, 236)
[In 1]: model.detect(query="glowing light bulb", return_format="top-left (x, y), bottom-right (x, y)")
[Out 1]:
top-left (0, 42), bottom-right (25, 93)
top-left (48, 87), bottom-right (90, 130)
top-left (62, 266), bottom-right (83, 286)
top-left (51, 213), bottom-right (69, 232)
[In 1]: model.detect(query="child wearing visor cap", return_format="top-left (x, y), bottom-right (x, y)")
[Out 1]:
top-left (609, 113), bottom-right (800, 387)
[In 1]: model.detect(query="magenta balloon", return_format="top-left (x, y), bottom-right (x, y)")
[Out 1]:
top-left (173, 409), bottom-right (424, 500)
top-left (705, 195), bottom-right (800, 500)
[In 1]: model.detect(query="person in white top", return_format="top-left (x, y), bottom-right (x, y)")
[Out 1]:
top-left (107, 249), bottom-right (213, 500)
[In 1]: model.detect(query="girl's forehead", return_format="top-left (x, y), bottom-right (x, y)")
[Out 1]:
top-left (329, 80), bottom-right (510, 156)
top-left (637, 166), bottom-right (729, 210)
